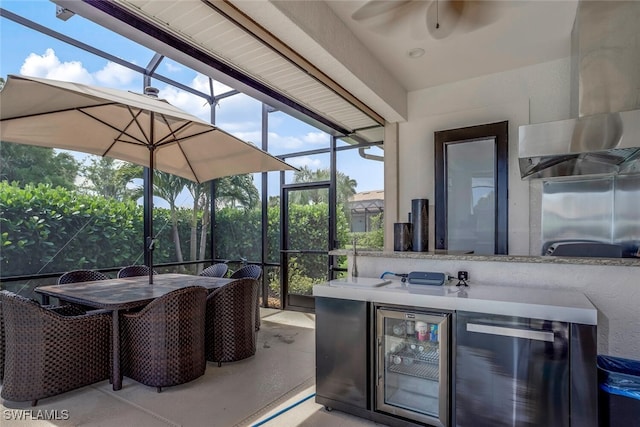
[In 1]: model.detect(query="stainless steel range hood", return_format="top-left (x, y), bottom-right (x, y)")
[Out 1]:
top-left (519, 1), bottom-right (640, 180)
top-left (519, 110), bottom-right (640, 179)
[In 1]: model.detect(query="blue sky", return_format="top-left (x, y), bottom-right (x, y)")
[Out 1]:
top-left (0, 0), bottom-right (383, 204)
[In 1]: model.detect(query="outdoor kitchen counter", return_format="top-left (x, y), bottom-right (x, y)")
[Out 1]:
top-left (329, 249), bottom-right (640, 266)
top-left (312, 278), bottom-right (597, 325)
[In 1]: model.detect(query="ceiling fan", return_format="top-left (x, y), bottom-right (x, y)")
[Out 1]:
top-left (351, 0), bottom-right (502, 40)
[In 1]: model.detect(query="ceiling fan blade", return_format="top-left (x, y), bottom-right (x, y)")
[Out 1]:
top-left (351, 0), bottom-right (413, 22)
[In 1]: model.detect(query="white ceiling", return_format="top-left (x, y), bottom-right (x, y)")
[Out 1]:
top-left (229, 0), bottom-right (580, 123)
top-left (55, 0), bottom-right (580, 131)
top-left (324, 0), bottom-right (579, 92)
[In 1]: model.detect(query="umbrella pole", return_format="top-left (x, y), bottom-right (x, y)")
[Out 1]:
top-left (146, 165), bottom-right (154, 285)
top-left (147, 131), bottom-right (155, 285)
top-left (146, 154), bottom-right (154, 285)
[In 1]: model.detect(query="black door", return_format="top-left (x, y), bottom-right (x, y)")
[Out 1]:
top-left (281, 183), bottom-right (331, 311)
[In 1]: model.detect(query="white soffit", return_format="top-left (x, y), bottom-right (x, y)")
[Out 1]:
top-left (110, 0), bottom-right (384, 137)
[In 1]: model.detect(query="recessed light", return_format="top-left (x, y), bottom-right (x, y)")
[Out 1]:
top-left (407, 48), bottom-right (425, 59)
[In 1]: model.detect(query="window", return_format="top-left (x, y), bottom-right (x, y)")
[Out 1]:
top-left (434, 121), bottom-right (508, 254)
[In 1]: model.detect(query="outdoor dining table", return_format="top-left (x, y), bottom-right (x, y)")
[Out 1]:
top-left (35, 273), bottom-right (236, 391)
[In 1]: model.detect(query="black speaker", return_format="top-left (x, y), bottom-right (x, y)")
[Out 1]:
top-left (394, 222), bottom-right (412, 251)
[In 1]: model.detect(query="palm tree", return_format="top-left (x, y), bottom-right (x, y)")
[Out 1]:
top-left (153, 172), bottom-right (189, 263)
top-left (183, 174), bottom-right (259, 273)
top-left (336, 173), bottom-right (358, 205)
top-left (291, 166), bottom-right (357, 207)
top-left (186, 180), bottom-right (210, 271)
top-left (215, 174), bottom-right (260, 209)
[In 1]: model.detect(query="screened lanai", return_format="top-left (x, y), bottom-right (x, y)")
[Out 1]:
top-left (0, 2), bottom-right (385, 313)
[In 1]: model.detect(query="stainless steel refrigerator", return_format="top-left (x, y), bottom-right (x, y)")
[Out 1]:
top-left (375, 305), bottom-right (451, 427)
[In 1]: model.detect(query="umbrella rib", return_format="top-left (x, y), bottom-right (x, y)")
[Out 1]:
top-left (156, 115), bottom-right (206, 183)
top-left (125, 105), bottom-right (153, 146)
top-left (80, 105), bottom-right (212, 183)
top-left (153, 119), bottom-right (195, 146)
top-left (154, 127), bottom-right (217, 147)
top-left (177, 139), bottom-right (201, 183)
top-left (0, 102), bottom-right (128, 123)
top-left (77, 107), bottom-right (150, 156)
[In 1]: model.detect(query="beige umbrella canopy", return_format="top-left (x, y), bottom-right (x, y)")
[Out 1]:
top-left (0, 74), bottom-right (295, 183)
top-left (0, 74), bottom-right (297, 283)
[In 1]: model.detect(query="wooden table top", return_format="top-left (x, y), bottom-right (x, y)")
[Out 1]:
top-left (35, 273), bottom-right (235, 310)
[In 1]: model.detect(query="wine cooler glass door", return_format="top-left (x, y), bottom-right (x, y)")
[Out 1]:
top-left (376, 307), bottom-right (449, 427)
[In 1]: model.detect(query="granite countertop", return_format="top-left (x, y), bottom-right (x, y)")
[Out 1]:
top-left (313, 278), bottom-right (597, 325)
top-left (329, 249), bottom-right (640, 267)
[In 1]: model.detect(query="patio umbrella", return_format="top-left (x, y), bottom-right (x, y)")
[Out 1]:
top-left (0, 74), bottom-right (296, 284)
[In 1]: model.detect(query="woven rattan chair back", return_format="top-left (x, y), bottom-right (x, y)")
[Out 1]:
top-left (199, 263), bottom-right (228, 278)
top-left (0, 290), bottom-right (111, 406)
top-left (0, 298), bottom-right (4, 381)
top-left (117, 265), bottom-right (157, 278)
top-left (55, 270), bottom-right (110, 309)
top-left (57, 269), bottom-right (109, 284)
top-left (120, 286), bottom-right (207, 392)
top-left (205, 278), bottom-right (259, 366)
top-left (229, 264), bottom-right (262, 279)
top-left (230, 265), bottom-right (263, 330)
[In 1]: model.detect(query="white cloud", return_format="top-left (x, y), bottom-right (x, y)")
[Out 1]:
top-left (216, 119), bottom-right (259, 132)
top-left (20, 48), bottom-right (93, 84)
top-left (94, 62), bottom-right (137, 87)
top-left (235, 131), bottom-right (266, 147)
top-left (19, 48), bottom-right (136, 89)
top-left (206, 128), bottom-right (316, 152)
top-left (159, 84), bottom-right (210, 120)
top-left (159, 73), bottom-right (241, 122)
top-left (302, 131), bottom-right (329, 145)
top-left (192, 73), bottom-right (211, 93)
top-left (163, 61), bottom-right (182, 73)
top-left (192, 73), bottom-right (234, 95)
top-left (267, 132), bottom-right (304, 150)
top-left (287, 156), bottom-right (322, 169)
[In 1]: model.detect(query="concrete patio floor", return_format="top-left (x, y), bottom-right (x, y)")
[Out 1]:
top-left (1, 309), bottom-right (383, 427)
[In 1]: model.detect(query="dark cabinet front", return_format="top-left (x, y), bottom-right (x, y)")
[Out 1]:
top-left (455, 311), bottom-right (570, 427)
top-left (315, 297), bottom-right (369, 412)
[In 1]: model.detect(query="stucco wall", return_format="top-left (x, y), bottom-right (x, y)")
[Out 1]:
top-left (388, 57), bottom-right (571, 255)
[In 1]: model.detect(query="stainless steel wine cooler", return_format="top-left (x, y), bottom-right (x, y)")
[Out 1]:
top-left (375, 306), bottom-right (450, 427)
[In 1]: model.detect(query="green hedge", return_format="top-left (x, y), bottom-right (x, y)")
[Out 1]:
top-left (1, 182), bottom-right (355, 282)
top-left (215, 202), bottom-right (351, 280)
top-left (0, 182), bottom-right (198, 276)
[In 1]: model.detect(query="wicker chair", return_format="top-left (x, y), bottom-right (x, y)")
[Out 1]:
top-left (205, 278), bottom-right (259, 367)
top-left (199, 263), bottom-right (228, 278)
top-left (1, 295), bottom-right (71, 381)
top-left (54, 269), bottom-right (110, 308)
top-left (57, 269), bottom-right (109, 284)
top-left (0, 290), bottom-right (111, 406)
top-left (230, 265), bottom-right (263, 331)
top-left (120, 286), bottom-right (207, 392)
top-left (117, 265), bottom-right (158, 278)
top-left (0, 298), bottom-right (4, 381)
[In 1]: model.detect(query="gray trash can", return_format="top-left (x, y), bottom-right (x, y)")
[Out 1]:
top-left (597, 355), bottom-right (640, 427)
